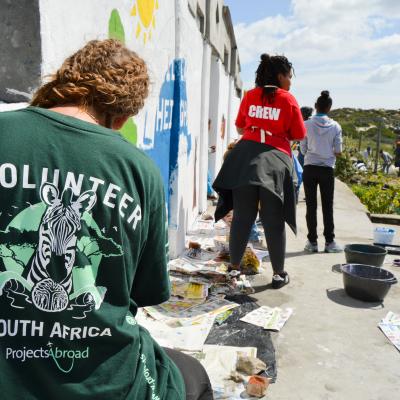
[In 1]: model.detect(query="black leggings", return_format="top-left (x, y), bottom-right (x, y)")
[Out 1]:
top-left (303, 165), bottom-right (335, 243)
top-left (230, 185), bottom-right (286, 274)
top-left (163, 348), bottom-right (214, 400)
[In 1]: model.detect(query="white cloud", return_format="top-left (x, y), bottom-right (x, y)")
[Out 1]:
top-left (234, 15), bottom-right (298, 64)
top-left (234, 0), bottom-right (400, 108)
top-left (366, 63), bottom-right (400, 83)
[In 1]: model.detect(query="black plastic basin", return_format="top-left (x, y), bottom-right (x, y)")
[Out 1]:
top-left (344, 244), bottom-right (387, 267)
top-left (341, 263), bottom-right (397, 302)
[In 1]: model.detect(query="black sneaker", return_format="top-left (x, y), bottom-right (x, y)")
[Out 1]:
top-left (272, 271), bottom-right (290, 289)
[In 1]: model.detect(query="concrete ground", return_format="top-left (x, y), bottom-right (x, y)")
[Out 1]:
top-left (250, 179), bottom-right (400, 400)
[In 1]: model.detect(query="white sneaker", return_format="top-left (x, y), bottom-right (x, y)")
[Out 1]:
top-left (304, 240), bottom-right (318, 253)
top-left (272, 272), bottom-right (290, 289)
top-left (324, 241), bottom-right (343, 253)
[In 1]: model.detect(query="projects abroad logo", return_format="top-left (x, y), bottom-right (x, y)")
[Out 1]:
top-left (140, 353), bottom-right (160, 400)
top-left (5, 343), bottom-right (90, 373)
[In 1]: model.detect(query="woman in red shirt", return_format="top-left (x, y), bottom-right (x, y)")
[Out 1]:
top-left (213, 54), bottom-right (306, 289)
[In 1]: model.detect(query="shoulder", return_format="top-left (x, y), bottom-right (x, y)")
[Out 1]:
top-left (114, 138), bottom-right (162, 179)
top-left (330, 119), bottom-right (342, 131)
top-left (245, 87), bottom-right (263, 100)
top-left (247, 87), bottom-right (262, 95)
top-left (277, 89), bottom-right (299, 105)
top-left (0, 109), bottom-right (39, 137)
top-left (112, 139), bottom-right (165, 208)
top-left (0, 108), bottom-right (29, 124)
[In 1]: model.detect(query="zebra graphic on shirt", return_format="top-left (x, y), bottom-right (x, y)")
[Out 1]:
top-left (25, 182), bottom-right (97, 312)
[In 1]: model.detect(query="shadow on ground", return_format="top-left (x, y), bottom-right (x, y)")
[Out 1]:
top-left (253, 282), bottom-right (273, 293)
top-left (326, 287), bottom-right (384, 309)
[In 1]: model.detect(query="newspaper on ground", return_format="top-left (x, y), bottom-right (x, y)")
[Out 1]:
top-left (170, 274), bottom-right (210, 300)
top-left (144, 296), bottom-right (239, 326)
top-left (186, 236), bottom-right (216, 251)
top-left (187, 219), bottom-right (215, 235)
top-left (143, 297), bottom-right (203, 325)
top-left (231, 274), bottom-right (255, 295)
top-left (214, 219), bottom-right (228, 232)
top-left (378, 311), bottom-right (400, 352)
top-left (196, 344), bottom-right (257, 394)
top-left (174, 297), bottom-right (239, 322)
top-left (183, 247), bottom-right (217, 263)
top-left (136, 309), bottom-right (216, 351)
top-left (168, 257), bottom-right (204, 275)
top-left (168, 257), bottom-right (229, 282)
top-left (240, 306), bottom-right (293, 331)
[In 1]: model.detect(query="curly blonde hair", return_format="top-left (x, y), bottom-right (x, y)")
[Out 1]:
top-left (31, 39), bottom-right (149, 117)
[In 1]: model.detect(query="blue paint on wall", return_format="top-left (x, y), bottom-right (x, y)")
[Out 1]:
top-left (144, 63), bottom-right (175, 202)
top-left (145, 59), bottom-right (192, 222)
top-left (169, 59), bottom-right (192, 181)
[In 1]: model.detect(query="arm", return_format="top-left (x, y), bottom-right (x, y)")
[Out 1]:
top-left (288, 102), bottom-right (307, 141)
top-left (300, 137), bottom-right (308, 155)
top-left (334, 125), bottom-right (343, 156)
top-left (235, 94), bottom-right (248, 133)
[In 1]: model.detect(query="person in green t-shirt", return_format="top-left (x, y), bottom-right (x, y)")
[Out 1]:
top-left (0, 39), bottom-right (213, 400)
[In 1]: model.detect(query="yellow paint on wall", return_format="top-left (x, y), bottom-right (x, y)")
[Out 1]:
top-left (136, 22), bottom-right (141, 38)
top-left (131, 0), bottom-right (159, 44)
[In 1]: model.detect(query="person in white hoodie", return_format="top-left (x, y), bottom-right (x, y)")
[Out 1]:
top-left (300, 91), bottom-right (343, 253)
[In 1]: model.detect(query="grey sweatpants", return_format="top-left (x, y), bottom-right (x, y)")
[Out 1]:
top-left (230, 185), bottom-right (286, 274)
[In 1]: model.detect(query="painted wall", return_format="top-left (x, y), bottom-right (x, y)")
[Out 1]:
top-left (227, 77), bottom-right (241, 143)
top-left (1, 0), bottom-right (242, 258)
top-left (38, 0), bottom-right (176, 200)
top-left (208, 54), bottom-right (220, 181)
top-left (167, 0), bottom-right (204, 255)
top-left (208, 55), bottom-right (233, 181)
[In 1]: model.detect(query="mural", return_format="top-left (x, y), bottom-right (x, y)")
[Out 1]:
top-left (119, 117), bottom-right (138, 146)
top-left (108, 9), bottom-right (138, 146)
top-left (131, 0), bottom-right (159, 44)
top-left (169, 58), bottom-right (192, 185)
top-left (108, 9), bottom-right (126, 43)
top-left (107, 7), bottom-right (193, 226)
top-left (144, 60), bottom-right (192, 220)
top-left (168, 59), bottom-right (192, 226)
top-left (144, 63), bottom-right (174, 203)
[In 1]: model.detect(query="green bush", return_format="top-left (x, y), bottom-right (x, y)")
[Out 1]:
top-left (335, 152), bottom-right (355, 183)
top-left (351, 182), bottom-right (400, 214)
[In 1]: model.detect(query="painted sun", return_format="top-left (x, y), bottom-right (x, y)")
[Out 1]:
top-left (131, 0), bottom-right (159, 44)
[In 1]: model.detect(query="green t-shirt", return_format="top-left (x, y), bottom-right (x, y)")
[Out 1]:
top-left (0, 107), bottom-right (185, 400)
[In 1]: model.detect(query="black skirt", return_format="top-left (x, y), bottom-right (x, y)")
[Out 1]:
top-left (212, 140), bottom-right (297, 234)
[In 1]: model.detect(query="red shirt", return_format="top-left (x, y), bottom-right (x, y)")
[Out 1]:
top-left (235, 87), bottom-right (306, 156)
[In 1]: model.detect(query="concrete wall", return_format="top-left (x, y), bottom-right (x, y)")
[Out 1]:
top-left (188, 0), bottom-right (206, 19)
top-left (0, 0), bottom-right (242, 258)
top-left (228, 79), bottom-right (241, 143)
top-left (0, 0), bottom-right (42, 103)
top-left (167, 0), bottom-right (205, 255)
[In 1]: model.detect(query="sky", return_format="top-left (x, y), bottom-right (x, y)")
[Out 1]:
top-left (224, 0), bottom-right (400, 110)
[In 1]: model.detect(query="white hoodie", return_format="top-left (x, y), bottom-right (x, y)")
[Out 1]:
top-left (300, 114), bottom-right (342, 168)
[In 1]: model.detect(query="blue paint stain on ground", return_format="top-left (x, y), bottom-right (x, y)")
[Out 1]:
top-left (145, 60), bottom-right (192, 213)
